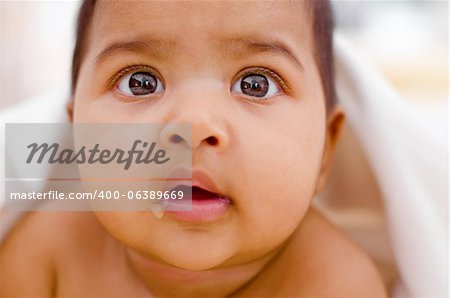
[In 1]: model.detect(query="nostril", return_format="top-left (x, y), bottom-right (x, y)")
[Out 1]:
top-left (206, 136), bottom-right (218, 146)
top-left (170, 134), bottom-right (184, 143)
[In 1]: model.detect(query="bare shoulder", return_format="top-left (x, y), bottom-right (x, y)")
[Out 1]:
top-left (291, 208), bottom-right (387, 297)
top-left (0, 211), bottom-right (102, 297)
top-left (245, 207), bottom-right (387, 297)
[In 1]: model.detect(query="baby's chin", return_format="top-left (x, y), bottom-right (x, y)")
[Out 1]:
top-left (94, 211), bottom-right (241, 271)
top-left (149, 230), bottom-right (242, 271)
top-left (124, 234), bottom-right (239, 273)
top-left (156, 248), bottom-right (232, 272)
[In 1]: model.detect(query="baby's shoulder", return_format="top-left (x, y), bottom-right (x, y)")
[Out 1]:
top-left (1, 211), bottom-right (102, 254)
top-left (0, 211), bottom-right (102, 297)
top-left (252, 208), bottom-right (387, 297)
top-left (305, 209), bottom-right (386, 296)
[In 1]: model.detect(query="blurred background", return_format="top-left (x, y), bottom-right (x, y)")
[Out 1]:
top-left (0, 1), bottom-right (78, 109)
top-left (334, 0), bottom-right (448, 104)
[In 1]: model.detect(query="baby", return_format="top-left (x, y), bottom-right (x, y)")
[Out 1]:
top-left (1, 0), bottom-right (387, 297)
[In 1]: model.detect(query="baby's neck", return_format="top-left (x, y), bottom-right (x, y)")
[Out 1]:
top-left (124, 245), bottom-right (285, 297)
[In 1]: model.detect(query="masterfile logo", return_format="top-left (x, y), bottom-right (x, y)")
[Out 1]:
top-left (26, 140), bottom-right (170, 170)
top-left (4, 123), bottom-right (192, 212)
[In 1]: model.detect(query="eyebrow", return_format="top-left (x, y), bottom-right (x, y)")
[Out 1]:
top-left (221, 37), bottom-right (304, 70)
top-left (95, 37), bottom-right (304, 70)
top-left (95, 39), bottom-right (175, 65)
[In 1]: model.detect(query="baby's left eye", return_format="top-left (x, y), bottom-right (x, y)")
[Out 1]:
top-left (231, 73), bottom-right (281, 99)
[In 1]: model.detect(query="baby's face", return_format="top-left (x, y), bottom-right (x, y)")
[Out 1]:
top-left (73, 1), bottom-right (329, 270)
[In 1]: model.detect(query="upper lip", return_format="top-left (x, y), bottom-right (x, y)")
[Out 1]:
top-left (164, 168), bottom-right (227, 198)
top-left (191, 169), bottom-right (225, 197)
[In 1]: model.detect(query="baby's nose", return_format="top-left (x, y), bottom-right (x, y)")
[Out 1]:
top-left (160, 80), bottom-right (230, 151)
top-left (159, 122), bottom-right (227, 151)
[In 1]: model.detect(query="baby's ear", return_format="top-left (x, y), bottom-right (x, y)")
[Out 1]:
top-left (315, 106), bottom-right (345, 194)
top-left (66, 99), bottom-right (74, 123)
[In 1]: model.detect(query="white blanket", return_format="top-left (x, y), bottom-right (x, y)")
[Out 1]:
top-left (334, 35), bottom-right (447, 297)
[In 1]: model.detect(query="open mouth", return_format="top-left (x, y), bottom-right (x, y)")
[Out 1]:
top-left (171, 185), bottom-right (231, 202)
top-left (153, 168), bottom-right (232, 222)
top-left (163, 185), bottom-right (232, 222)
top-left (170, 185), bottom-right (231, 203)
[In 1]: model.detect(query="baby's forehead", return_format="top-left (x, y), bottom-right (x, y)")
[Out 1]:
top-left (91, 0), bottom-right (312, 52)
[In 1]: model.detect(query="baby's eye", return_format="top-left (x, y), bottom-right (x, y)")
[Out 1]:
top-left (231, 73), bottom-right (281, 99)
top-left (117, 71), bottom-right (164, 96)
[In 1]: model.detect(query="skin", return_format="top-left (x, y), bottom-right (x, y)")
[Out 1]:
top-left (0, 1), bottom-right (387, 297)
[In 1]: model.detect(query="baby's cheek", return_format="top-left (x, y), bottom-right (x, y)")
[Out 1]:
top-left (234, 132), bottom-right (324, 253)
top-left (93, 212), bottom-right (162, 250)
top-left (238, 180), bottom-right (313, 254)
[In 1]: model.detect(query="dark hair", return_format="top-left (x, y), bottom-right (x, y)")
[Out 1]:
top-left (71, 0), bottom-right (95, 97)
top-left (307, 0), bottom-right (336, 113)
top-left (71, 0), bottom-right (336, 112)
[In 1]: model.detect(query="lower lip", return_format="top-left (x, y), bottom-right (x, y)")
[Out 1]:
top-left (166, 197), bottom-right (231, 223)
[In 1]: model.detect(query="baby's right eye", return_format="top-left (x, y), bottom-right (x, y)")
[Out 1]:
top-left (116, 71), bottom-right (165, 96)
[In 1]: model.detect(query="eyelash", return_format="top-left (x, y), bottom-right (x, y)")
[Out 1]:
top-left (106, 64), bottom-right (164, 91)
top-left (233, 66), bottom-right (291, 94)
top-left (106, 64), bottom-right (291, 98)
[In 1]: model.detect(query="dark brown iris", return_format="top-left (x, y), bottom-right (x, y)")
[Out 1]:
top-left (129, 72), bottom-right (157, 95)
top-left (240, 74), bottom-right (269, 97)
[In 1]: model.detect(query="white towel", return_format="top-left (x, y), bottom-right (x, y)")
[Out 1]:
top-left (334, 34), bottom-right (448, 298)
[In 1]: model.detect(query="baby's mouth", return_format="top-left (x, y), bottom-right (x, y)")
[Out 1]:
top-left (170, 184), bottom-right (232, 206)
top-left (182, 185), bottom-right (231, 202)
top-left (152, 185), bottom-right (232, 222)
top-left (150, 168), bottom-right (232, 221)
